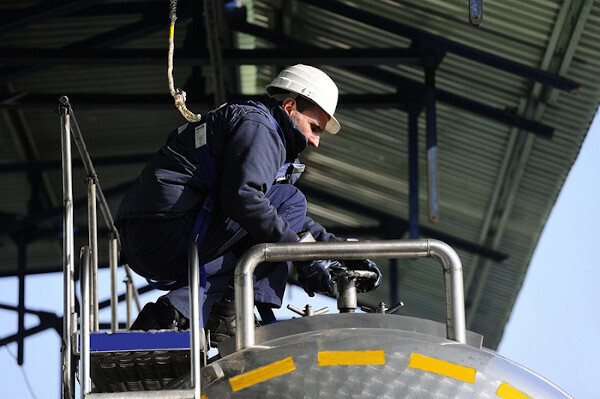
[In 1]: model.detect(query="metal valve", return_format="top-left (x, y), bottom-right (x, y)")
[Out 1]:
top-left (331, 269), bottom-right (379, 313)
top-left (287, 304), bottom-right (329, 317)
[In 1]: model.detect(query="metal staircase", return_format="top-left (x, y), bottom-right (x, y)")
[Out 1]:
top-left (60, 97), bottom-right (204, 398)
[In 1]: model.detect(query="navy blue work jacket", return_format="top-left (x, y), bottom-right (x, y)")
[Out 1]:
top-left (116, 98), bottom-right (336, 244)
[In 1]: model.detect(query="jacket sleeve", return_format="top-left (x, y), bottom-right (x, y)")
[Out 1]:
top-left (219, 117), bottom-right (299, 243)
top-left (302, 216), bottom-right (341, 242)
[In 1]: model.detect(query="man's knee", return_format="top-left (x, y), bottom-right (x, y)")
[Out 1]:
top-left (267, 184), bottom-right (307, 230)
top-left (268, 184), bottom-right (306, 211)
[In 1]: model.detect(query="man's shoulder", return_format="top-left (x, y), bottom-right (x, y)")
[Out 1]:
top-left (217, 100), bottom-right (270, 120)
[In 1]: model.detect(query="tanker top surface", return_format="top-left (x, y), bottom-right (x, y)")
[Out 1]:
top-left (193, 313), bottom-right (570, 398)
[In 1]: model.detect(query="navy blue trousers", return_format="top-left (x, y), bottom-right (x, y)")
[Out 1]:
top-left (118, 184), bottom-right (307, 324)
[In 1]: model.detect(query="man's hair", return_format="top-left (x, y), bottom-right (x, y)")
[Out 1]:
top-left (267, 88), bottom-right (319, 113)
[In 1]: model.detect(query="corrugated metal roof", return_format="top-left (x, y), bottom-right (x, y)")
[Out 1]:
top-left (0, 0), bottom-right (599, 350)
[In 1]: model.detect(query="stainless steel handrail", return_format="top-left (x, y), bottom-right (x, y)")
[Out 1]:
top-left (59, 96), bottom-right (144, 397)
top-left (80, 246), bottom-right (92, 397)
top-left (60, 100), bottom-right (76, 399)
top-left (188, 243), bottom-right (202, 398)
top-left (234, 239), bottom-right (466, 350)
top-left (59, 96), bottom-right (141, 312)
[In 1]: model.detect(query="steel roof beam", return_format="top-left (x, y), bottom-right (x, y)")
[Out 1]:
top-left (0, 0), bottom-right (103, 36)
top-left (69, 1), bottom-right (166, 17)
top-left (0, 92), bottom-right (553, 137)
top-left (231, 22), bottom-right (555, 138)
top-left (297, 0), bottom-right (579, 92)
top-left (0, 11), bottom-right (167, 85)
top-left (0, 153), bottom-right (153, 174)
top-left (0, 47), bottom-right (421, 66)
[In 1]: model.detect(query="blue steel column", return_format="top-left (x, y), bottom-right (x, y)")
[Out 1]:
top-left (408, 104), bottom-right (420, 239)
top-left (389, 258), bottom-right (398, 306)
top-left (469, 0), bottom-right (483, 26)
top-left (17, 237), bottom-right (26, 365)
top-left (425, 67), bottom-right (439, 223)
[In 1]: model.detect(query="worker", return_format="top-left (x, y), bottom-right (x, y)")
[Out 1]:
top-left (114, 64), bottom-right (382, 344)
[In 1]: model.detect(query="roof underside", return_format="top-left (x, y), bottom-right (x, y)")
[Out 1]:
top-left (1, 0), bottom-right (599, 349)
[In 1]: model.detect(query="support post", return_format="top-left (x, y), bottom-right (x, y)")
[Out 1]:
top-left (80, 246), bottom-right (92, 397)
top-left (60, 97), bottom-right (76, 399)
top-left (408, 104), bottom-right (420, 238)
top-left (425, 67), bottom-right (439, 223)
top-left (87, 178), bottom-right (99, 332)
top-left (17, 238), bottom-right (26, 365)
top-left (109, 231), bottom-right (119, 332)
top-left (389, 258), bottom-right (398, 306)
top-left (188, 242), bottom-right (202, 398)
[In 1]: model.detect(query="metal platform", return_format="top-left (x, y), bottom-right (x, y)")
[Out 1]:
top-left (89, 331), bottom-right (192, 393)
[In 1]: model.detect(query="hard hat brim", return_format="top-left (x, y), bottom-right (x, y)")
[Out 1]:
top-left (326, 115), bottom-right (340, 134)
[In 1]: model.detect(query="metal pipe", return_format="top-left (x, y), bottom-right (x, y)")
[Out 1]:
top-left (188, 242), bottom-right (202, 398)
top-left (87, 178), bottom-right (99, 332)
top-left (59, 96), bottom-right (75, 399)
top-left (125, 278), bottom-right (133, 329)
top-left (80, 246), bottom-right (92, 397)
top-left (428, 239), bottom-right (467, 343)
top-left (109, 232), bottom-right (119, 332)
top-left (234, 239), bottom-right (466, 350)
top-left (337, 275), bottom-right (357, 313)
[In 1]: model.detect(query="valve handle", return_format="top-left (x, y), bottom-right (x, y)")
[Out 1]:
top-left (361, 301), bottom-right (405, 314)
top-left (330, 268), bottom-right (378, 281)
top-left (287, 304), bottom-right (329, 317)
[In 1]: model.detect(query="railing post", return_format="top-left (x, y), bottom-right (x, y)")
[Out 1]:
top-left (60, 96), bottom-right (76, 399)
top-left (188, 242), bottom-right (202, 398)
top-left (109, 231), bottom-right (119, 332)
top-left (87, 177), bottom-right (99, 332)
top-left (125, 278), bottom-right (133, 329)
top-left (80, 246), bottom-right (92, 397)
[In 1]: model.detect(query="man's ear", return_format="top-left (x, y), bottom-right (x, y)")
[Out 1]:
top-left (282, 98), bottom-right (297, 117)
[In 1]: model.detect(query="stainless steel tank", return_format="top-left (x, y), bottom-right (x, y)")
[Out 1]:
top-left (196, 240), bottom-right (571, 398)
top-left (199, 312), bottom-right (569, 398)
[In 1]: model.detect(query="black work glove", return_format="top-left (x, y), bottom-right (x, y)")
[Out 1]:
top-left (295, 260), bottom-right (345, 297)
top-left (341, 259), bottom-right (382, 293)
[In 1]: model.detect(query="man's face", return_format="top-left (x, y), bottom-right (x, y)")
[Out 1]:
top-left (284, 98), bottom-right (329, 148)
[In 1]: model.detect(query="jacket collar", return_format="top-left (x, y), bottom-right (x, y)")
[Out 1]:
top-left (262, 98), bottom-right (308, 161)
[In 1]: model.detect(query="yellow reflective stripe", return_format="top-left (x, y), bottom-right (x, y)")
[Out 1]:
top-left (169, 24), bottom-right (175, 39)
top-left (229, 356), bottom-right (296, 392)
top-left (496, 382), bottom-right (532, 399)
top-left (318, 350), bottom-right (385, 366)
top-left (408, 353), bottom-right (476, 383)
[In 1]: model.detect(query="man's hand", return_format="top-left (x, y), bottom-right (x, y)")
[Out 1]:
top-left (295, 260), bottom-right (344, 297)
top-left (341, 259), bottom-right (382, 293)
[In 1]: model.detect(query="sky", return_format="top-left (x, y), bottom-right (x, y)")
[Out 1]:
top-left (0, 109), bottom-right (598, 398)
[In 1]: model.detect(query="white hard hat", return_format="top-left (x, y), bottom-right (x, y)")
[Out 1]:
top-left (266, 64), bottom-right (340, 134)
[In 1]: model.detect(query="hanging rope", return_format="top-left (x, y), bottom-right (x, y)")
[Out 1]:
top-left (168, 0), bottom-right (201, 122)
